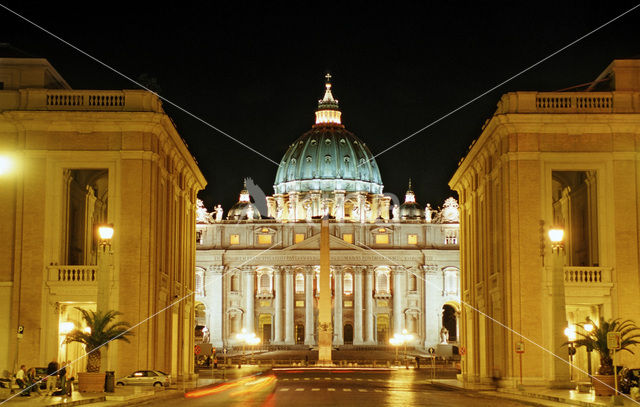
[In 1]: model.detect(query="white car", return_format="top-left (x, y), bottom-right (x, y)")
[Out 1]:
top-left (116, 370), bottom-right (171, 388)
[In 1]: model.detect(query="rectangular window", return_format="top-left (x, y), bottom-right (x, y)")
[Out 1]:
top-left (342, 233), bottom-right (353, 244)
top-left (377, 300), bottom-right (388, 308)
top-left (258, 234), bottom-right (272, 245)
top-left (375, 234), bottom-right (389, 244)
top-left (230, 234), bottom-right (240, 245)
top-left (344, 300), bottom-right (353, 308)
top-left (260, 300), bottom-right (271, 307)
top-left (444, 230), bottom-right (458, 245)
top-left (196, 230), bottom-right (203, 245)
top-left (295, 300), bottom-right (305, 308)
top-left (407, 234), bottom-right (418, 245)
top-left (295, 233), bottom-right (305, 244)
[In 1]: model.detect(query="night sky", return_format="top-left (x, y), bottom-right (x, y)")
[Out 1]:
top-left (3, 3), bottom-right (640, 213)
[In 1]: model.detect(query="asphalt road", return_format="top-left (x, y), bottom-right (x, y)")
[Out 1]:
top-left (163, 369), bottom-right (533, 407)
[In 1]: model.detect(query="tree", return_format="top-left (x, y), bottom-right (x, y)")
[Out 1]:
top-left (64, 308), bottom-right (134, 372)
top-left (573, 318), bottom-right (640, 375)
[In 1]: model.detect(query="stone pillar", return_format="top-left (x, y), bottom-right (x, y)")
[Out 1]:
top-left (311, 191), bottom-right (321, 217)
top-left (305, 266), bottom-right (315, 345)
top-left (273, 266), bottom-right (283, 343)
top-left (290, 192), bottom-right (299, 221)
top-left (353, 267), bottom-right (364, 344)
top-left (318, 219), bottom-right (332, 363)
top-left (243, 267), bottom-right (255, 333)
top-left (209, 266), bottom-right (225, 347)
top-left (423, 265), bottom-right (440, 347)
top-left (380, 195), bottom-right (391, 220)
top-left (335, 191), bottom-right (345, 222)
top-left (357, 193), bottom-right (367, 223)
top-left (333, 267), bottom-right (344, 345)
top-left (393, 266), bottom-right (404, 335)
top-left (364, 267), bottom-right (375, 344)
top-left (284, 267), bottom-right (295, 344)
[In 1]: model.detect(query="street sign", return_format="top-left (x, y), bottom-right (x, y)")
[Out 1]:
top-left (607, 332), bottom-right (621, 350)
top-left (459, 346), bottom-right (466, 356)
top-left (194, 345), bottom-right (201, 355)
top-left (515, 341), bottom-right (525, 354)
top-left (428, 347), bottom-right (435, 354)
top-left (17, 325), bottom-right (24, 339)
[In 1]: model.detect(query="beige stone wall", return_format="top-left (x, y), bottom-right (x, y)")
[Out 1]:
top-left (0, 86), bottom-right (205, 380)
top-left (451, 81), bottom-right (640, 386)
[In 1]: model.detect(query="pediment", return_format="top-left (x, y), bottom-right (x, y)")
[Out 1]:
top-left (283, 233), bottom-right (365, 251)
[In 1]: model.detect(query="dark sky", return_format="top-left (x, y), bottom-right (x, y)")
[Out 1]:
top-left (3, 2), bottom-right (640, 212)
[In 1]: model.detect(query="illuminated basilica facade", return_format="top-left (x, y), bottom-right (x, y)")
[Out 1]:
top-left (195, 78), bottom-right (460, 350)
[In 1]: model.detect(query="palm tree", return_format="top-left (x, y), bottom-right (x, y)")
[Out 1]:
top-left (64, 308), bottom-right (134, 372)
top-left (573, 318), bottom-right (640, 375)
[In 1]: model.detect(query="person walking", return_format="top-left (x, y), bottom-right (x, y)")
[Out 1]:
top-left (15, 365), bottom-right (28, 396)
top-left (65, 361), bottom-right (75, 396)
top-left (45, 360), bottom-right (58, 396)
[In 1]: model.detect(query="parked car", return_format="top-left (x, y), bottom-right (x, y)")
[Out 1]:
top-left (116, 370), bottom-right (171, 388)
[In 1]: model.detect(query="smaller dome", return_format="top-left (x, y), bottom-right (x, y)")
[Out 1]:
top-left (227, 181), bottom-right (261, 220)
top-left (399, 179), bottom-right (424, 220)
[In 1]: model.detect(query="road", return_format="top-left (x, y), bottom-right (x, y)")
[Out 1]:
top-left (163, 368), bottom-right (533, 407)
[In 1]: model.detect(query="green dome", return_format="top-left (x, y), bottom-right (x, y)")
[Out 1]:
top-left (274, 75), bottom-right (383, 195)
top-left (274, 125), bottom-right (383, 194)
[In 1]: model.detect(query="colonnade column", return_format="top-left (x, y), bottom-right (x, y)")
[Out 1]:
top-left (284, 267), bottom-right (294, 344)
top-left (364, 267), bottom-right (374, 344)
top-left (335, 191), bottom-right (345, 221)
top-left (353, 267), bottom-right (364, 344)
top-left (393, 266), bottom-right (404, 335)
top-left (209, 266), bottom-right (224, 347)
top-left (305, 266), bottom-right (315, 345)
top-left (273, 266), bottom-right (283, 343)
top-left (333, 267), bottom-right (343, 345)
top-left (422, 265), bottom-right (440, 347)
top-left (243, 267), bottom-right (255, 333)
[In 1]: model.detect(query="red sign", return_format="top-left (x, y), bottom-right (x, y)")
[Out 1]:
top-left (515, 342), bottom-right (525, 354)
top-left (459, 346), bottom-right (467, 356)
top-left (194, 345), bottom-right (201, 355)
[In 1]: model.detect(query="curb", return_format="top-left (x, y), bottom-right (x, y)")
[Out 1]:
top-left (48, 396), bottom-right (107, 407)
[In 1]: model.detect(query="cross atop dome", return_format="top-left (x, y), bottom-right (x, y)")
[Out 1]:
top-left (316, 73), bottom-right (342, 125)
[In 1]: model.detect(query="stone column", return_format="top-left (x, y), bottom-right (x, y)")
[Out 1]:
top-left (357, 193), bottom-right (366, 223)
top-left (284, 267), bottom-right (295, 344)
top-left (335, 191), bottom-right (345, 222)
top-left (209, 266), bottom-right (225, 347)
top-left (311, 191), bottom-right (321, 217)
top-left (393, 266), bottom-right (404, 335)
top-left (273, 266), bottom-right (283, 343)
top-left (289, 192), bottom-right (299, 221)
top-left (423, 265), bottom-right (440, 347)
top-left (243, 267), bottom-right (255, 333)
top-left (353, 267), bottom-right (364, 344)
top-left (364, 267), bottom-right (375, 344)
top-left (305, 266), bottom-right (315, 345)
top-left (333, 267), bottom-right (344, 345)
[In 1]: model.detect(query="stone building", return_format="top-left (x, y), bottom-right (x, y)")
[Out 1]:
top-left (0, 53), bottom-right (206, 380)
top-left (450, 59), bottom-right (640, 387)
top-left (195, 77), bottom-right (460, 351)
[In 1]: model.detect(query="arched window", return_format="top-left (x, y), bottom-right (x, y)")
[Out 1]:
top-left (376, 269), bottom-right (389, 293)
top-left (259, 272), bottom-right (272, 294)
top-left (343, 273), bottom-right (353, 295)
top-left (408, 273), bottom-right (417, 292)
top-left (295, 273), bottom-right (304, 294)
top-left (230, 274), bottom-right (239, 292)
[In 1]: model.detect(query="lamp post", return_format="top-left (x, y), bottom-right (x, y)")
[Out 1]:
top-left (97, 224), bottom-right (114, 313)
top-left (390, 330), bottom-right (413, 368)
top-left (565, 326), bottom-right (577, 382)
top-left (548, 226), bottom-right (571, 386)
top-left (236, 329), bottom-right (260, 367)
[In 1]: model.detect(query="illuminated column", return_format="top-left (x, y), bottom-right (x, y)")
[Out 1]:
top-left (333, 267), bottom-right (344, 345)
top-left (243, 267), bottom-right (255, 333)
top-left (305, 266), bottom-right (315, 345)
top-left (357, 193), bottom-right (367, 223)
top-left (353, 267), bottom-right (364, 345)
top-left (275, 195), bottom-right (286, 221)
top-left (289, 192), bottom-right (299, 221)
top-left (364, 268), bottom-right (374, 344)
top-left (335, 191), bottom-right (345, 222)
top-left (380, 196), bottom-right (391, 220)
top-left (273, 267), bottom-right (283, 343)
top-left (284, 267), bottom-right (294, 344)
top-left (423, 265), bottom-right (440, 347)
top-left (311, 191), bottom-right (321, 217)
top-left (393, 266), bottom-right (404, 335)
top-left (209, 266), bottom-right (224, 347)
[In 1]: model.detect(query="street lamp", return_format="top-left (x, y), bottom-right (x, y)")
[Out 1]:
top-left (0, 154), bottom-right (15, 176)
top-left (236, 329), bottom-right (260, 366)
top-left (583, 319), bottom-right (594, 377)
top-left (390, 330), bottom-right (413, 368)
top-left (565, 326), bottom-right (577, 381)
top-left (97, 224), bottom-right (114, 314)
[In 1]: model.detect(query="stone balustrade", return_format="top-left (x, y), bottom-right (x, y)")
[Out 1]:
top-left (496, 91), bottom-right (640, 114)
top-left (0, 89), bottom-right (163, 113)
top-left (47, 265), bottom-right (98, 283)
top-left (563, 266), bottom-right (611, 284)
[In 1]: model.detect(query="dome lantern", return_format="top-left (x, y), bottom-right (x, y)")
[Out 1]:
top-left (315, 73), bottom-right (342, 125)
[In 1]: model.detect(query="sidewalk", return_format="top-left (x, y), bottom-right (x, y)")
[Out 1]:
top-left (430, 379), bottom-right (640, 407)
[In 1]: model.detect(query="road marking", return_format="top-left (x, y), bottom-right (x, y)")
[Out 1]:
top-left (356, 378), bottom-right (363, 381)
top-left (282, 378), bottom-right (289, 381)
top-left (328, 388), bottom-right (335, 391)
top-left (334, 378), bottom-right (341, 381)
top-left (374, 389), bottom-right (382, 392)
top-left (314, 377), bottom-right (320, 380)
top-left (346, 378), bottom-right (352, 381)
top-left (295, 388), bottom-right (304, 391)
top-left (304, 378), bottom-right (310, 381)
top-left (324, 377), bottom-right (331, 380)
top-left (367, 379), bottom-right (373, 381)
top-left (293, 378), bottom-right (299, 381)
top-left (312, 388), bottom-right (320, 391)
top-left (343, 388), bottom-right (351, 392)
top-left (358, 389), bottom-right (367, 392)
top-left (280, 388), bottom-right (289, 391)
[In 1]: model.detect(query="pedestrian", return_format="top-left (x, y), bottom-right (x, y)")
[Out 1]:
top-left (15, 365), bottom-right (28, 396)
top-left (58, 361), bottom-right (67, 394)
top-left (45, 360), bottom-right (58, 396)
top-left (415, 356), bottom-right (420, 369)
top-left (26, 367), bottom-right (42, 396)
top-left (65, 361), bottom-right (75, 396)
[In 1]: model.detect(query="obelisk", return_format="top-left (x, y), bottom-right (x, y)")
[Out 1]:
top-left (317, 217), bottom-right (333, 364)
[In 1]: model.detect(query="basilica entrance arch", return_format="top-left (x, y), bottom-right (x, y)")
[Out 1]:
top-left (343, 324), bottom-right (353, 344)
top-left (442, 304), bottom-right (458, 342)
top-left (259, 314), bottom-right (272, 344)
top-left (376, 314), bottom-right (389, 344)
